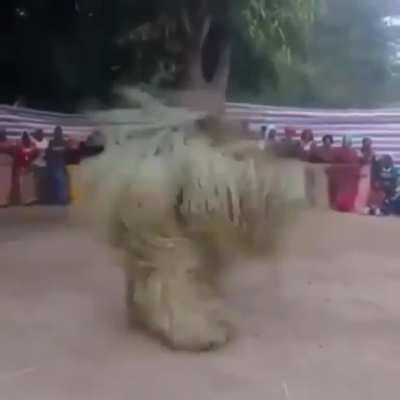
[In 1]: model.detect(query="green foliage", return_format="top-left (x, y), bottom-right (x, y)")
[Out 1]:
top-left (3, 0), bottom-right (398, 110)
top-left (308, 0), bottom-right (390, 107)
top-left (232, 0), bottom-right (395, 107)
top-left (3, 0), bottom-right (320, 108)
top-left (229, 0), bottom-right (320, 97)
top-left (114, 0), bottom-right (320, 88)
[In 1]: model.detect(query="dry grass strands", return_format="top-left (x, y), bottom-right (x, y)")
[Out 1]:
top-left (77, 88), bottom-right (303, 351)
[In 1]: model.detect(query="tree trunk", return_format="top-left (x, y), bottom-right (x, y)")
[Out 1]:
top-left (179, 5), bottom-right (232, 116)
top-left (182, 15), bottom-right (212, 89)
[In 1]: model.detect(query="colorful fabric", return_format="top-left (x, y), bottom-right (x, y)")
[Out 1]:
top-left (310, 146), bottom-right (337, 163)
top-left (46, 140), bottom-right (68, 170)
top-left (46, 140), bottom-right (69, 204)
top-left (326, 164), bottom-right (361, 212)
top-left (48, 169), bottom-right (69, 205)
top-left (67, 165), bottom-right (80, 202)
top-left (11, 145), bottom-right (38, 205)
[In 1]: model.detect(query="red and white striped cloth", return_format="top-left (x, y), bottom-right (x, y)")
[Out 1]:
top-left (3, 102), bottom-right (400, 163)
top-left (0, 105), bottom-right (94, 142)
top-left (226, 102), bottom-right (400, 164)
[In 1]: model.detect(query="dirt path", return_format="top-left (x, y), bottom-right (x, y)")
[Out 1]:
top-left (0, 208), bottom-right (399, 399)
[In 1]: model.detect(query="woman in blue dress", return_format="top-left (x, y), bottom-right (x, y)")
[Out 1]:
top-left (46, 126), bottom-right (69, 204)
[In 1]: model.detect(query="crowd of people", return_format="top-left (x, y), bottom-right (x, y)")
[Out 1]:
top-left (1, 122), bottom-right (399, 217)
top-left (258, 124), bottom-right (400, 216)
top-left (0, 127), bottom-right (104, 207)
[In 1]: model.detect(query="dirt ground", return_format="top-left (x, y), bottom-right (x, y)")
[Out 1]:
top-left (1, 207), bottom-right (400, 400)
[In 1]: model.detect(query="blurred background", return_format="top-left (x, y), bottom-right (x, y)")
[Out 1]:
top-left (2, 0), bottom-right (400, 112)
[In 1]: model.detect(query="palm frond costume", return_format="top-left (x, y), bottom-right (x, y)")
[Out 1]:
top-left (79, 89), bottom-right (304, 350)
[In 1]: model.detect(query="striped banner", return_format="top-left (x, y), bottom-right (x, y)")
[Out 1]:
top-left (226, 102), bottom-right (400, 164)
top-left (2, 102), bottom-right (400, 163)
top-left (0, 105), bottom-right (94, 141)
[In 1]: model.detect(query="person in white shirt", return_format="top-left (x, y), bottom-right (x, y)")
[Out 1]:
top-left (31, 129), bottom-right (49, 203)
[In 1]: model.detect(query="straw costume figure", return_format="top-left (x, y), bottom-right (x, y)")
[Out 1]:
top-left (79, 89), bottom-right (302, 351)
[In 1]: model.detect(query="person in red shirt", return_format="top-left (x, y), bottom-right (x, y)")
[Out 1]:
top-left (11, 132), bottom-right (38, 205)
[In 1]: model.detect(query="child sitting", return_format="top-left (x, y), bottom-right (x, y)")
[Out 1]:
top-left (366, 155), bottom-right (398, 216)
top-left (381, 184), bottom-right (400, 216)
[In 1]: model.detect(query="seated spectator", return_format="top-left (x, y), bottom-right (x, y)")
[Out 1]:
top-left (309, 134), bottom-right (336, 163)
top-left (381, 184), bottom-right (400, 216)
top-left (365, 155), bottom-right (397, 215)
top-left (374, 155), bottom-right (397, 195)
top-left (0, 130), bottom-right (13, 207)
